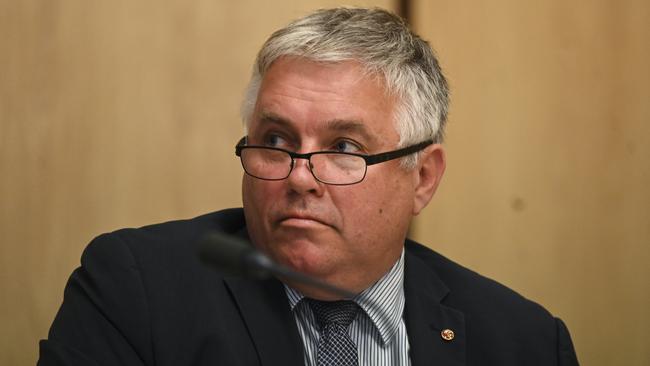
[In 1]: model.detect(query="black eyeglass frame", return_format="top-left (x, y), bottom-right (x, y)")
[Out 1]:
top-left (235, 137), bottom-right (434, 185)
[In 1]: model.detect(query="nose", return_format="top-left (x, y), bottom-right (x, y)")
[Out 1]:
top-left (286, 157), bottom-right (323, 195)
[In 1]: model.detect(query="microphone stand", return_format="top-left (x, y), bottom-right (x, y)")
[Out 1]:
top-left (197, 231), bottom-right (357, 299)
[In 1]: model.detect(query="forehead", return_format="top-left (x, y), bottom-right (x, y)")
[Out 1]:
top-left (251, 58), bottom-right (399, 145)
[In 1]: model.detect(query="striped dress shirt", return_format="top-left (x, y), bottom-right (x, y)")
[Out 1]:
top-left (284, 250), bottom-right (410, 366)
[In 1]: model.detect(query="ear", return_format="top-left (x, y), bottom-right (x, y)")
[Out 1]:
top-left (412, 144), bottom-right (446, 215)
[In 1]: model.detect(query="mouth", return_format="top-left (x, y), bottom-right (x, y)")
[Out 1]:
top-left (276, 213), bottom-right (332, 229)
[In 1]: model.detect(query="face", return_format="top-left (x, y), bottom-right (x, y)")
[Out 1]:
top-left (242, 57), bottom-right (444, 299)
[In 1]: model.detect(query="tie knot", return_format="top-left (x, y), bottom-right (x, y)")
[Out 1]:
top-left (306, 299), bottom-right (359, 328)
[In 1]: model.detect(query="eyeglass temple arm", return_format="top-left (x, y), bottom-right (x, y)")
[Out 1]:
top-left (364, 140), bottom-right (433, 166)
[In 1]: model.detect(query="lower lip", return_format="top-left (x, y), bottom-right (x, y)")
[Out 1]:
top-left (279, 218), bottom-right (328, 228)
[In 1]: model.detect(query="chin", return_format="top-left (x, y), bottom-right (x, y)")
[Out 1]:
top-left (274, 239), bottom-right (332, 277)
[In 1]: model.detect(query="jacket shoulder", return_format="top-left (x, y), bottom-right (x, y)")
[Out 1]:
top-left (406, 241), bottom-right (579, 364)
top-left (405, 240), bottom-right (556, 329)
top-left (86, 208), bottom-right (245, 256)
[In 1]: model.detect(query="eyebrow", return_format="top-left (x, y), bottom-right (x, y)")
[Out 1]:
top-left (259, 112), bottom-right (292, 127)
top-left (258, 112), bottom-right (377, 145)
top-left (324, 119), bottom-right (376, 145)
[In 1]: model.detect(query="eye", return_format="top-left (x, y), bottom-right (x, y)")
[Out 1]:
top-left (332, 139), bottom-right (362, 153)
top-left (263, 133), bottom-right (289, 148)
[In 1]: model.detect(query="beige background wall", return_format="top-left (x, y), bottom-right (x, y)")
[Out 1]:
top-left (411, 1), bottom-right (650, 365)
top-left (0, 1), bottom-right (647, 365)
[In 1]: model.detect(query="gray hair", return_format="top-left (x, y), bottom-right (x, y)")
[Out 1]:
top-left (241, 7), bottom-right (449, 167)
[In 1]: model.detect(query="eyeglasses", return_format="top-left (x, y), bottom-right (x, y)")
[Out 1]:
top-left (235, 137), bottom-right (433, 185)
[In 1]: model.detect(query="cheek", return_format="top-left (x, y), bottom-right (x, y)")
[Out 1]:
top-left (340, 176), bottom-right (413, 239)
top-left (242, 178), bottom-right (281, 254)
top-left (243, 177), bottom-right (274, 206)
top-left (242, 178), bottom-right (273, 230)
top-left (242, 178), bottom-right (257, 213)
top-left (333, 186), bottom-right (386, 234)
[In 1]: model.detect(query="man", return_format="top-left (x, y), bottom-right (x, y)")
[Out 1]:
top-left (39, 7), bottom-right (579, 366)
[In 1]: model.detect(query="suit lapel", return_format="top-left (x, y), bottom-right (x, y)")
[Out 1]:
top-left (224, 276), bottom-right (304, 366)
top-left (404, 248), bottom-right (466, 366)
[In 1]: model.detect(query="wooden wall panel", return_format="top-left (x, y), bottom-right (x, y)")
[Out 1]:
top-left (0, 1), bottom-right (394, 364)
top-left (411, 1), bottom-right (649, 365)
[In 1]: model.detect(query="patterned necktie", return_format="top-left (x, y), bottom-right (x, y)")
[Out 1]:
top-left (306, 298), bottom-right (360, 366)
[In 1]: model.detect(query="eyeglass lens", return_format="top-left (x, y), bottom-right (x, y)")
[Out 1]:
top-left (240, 148), bottom-right (366, 185)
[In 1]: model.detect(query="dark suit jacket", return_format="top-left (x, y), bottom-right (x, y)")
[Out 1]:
top-left (39, 208), bottom-right (579, 365)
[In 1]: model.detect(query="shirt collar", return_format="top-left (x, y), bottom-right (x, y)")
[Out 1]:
top-left (284, 249), bottom-right (406, 346)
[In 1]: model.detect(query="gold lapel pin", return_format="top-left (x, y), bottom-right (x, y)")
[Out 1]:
top-left (441, 328), bottom-right (455, 341)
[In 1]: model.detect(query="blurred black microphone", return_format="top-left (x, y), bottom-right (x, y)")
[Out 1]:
top-left (197, 231), bottom-right (357, 299)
